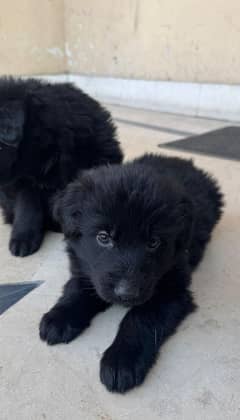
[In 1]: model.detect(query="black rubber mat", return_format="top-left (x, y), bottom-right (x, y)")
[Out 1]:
top-left (0, 281), bottom-right (43, 315)
top-left (159, 126), bottom-right (240, 161)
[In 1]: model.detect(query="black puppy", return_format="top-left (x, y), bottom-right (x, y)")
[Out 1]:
top-left (40, 153), bottom-right (223, 393)
top-left (0, 77), bottom-right (122, 257)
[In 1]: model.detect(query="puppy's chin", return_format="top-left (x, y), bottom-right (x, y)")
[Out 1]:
top-left (95, 288), bottom-right (152, 308)
top-left (114, 297), bottom-right (149, 308)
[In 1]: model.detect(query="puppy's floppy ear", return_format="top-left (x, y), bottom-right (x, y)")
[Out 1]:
top-left (52, 173), bottom-right (95, 238)
top-left (175, 196), bottom-right (195, 252)
top-left (0, 101), bottom-right (25, 147)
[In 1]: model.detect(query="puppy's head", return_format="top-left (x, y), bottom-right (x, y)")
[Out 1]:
top-left (0, 101), bottom-right (25, 183)
top-left (54, 163), bottom-right (194, 307)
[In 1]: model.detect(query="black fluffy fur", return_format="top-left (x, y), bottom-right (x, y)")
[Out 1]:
top-left (40, 153), bottom-right (223, 393)
top-left (0, 77), bottom-right (122, 256)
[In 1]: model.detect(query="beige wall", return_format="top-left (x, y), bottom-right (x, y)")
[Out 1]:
top-left (65, 0), bottom-right (240, 84)
top-left (0, 0), bottom-right (65, 75)
top-left (0, 0), bottom-right (240, 83)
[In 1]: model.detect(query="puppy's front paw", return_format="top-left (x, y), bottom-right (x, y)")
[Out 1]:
top-left (39, 308), bottom-right (80, 345)
top-left (100, 344), bottom-right (148, 393)
top-left (9, 231), bottom-right (43, 257)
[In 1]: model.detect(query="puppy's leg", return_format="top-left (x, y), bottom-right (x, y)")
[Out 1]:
top-left (100, 288), bottom-right (196, 393)
top-left (9, 187), bottom-right (44, 257)
top-left (40, 277), bottom-right (110, 345)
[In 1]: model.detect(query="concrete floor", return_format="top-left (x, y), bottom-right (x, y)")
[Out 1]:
top-left (0, 106), bottom-right (239, 420)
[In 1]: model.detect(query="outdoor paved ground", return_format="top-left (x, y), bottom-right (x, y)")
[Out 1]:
top-left (0, 105), bottom-right (239, 420)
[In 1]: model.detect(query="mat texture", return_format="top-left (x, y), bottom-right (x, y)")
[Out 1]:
top-left (159, 126), bottom-right (240, 160)
top-left (0, 282), bottom-right (43, 315)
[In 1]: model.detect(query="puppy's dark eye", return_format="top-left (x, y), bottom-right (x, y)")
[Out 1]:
top-left (96, 231), bottom-right (113, 248)
top-left (147, 237), bottom-right (162, 250)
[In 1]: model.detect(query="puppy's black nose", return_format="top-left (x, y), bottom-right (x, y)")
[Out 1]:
top-left (114, 280), bottom-right (138, 300)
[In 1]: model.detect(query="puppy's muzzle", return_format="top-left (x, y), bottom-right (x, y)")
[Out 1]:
top-left (114, 279), bottom-right (140, 302)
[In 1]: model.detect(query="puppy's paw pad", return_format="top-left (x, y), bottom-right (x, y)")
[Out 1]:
top-left (9, 233), bottom-right (43, 257)
top-left (39, 310), bottom-right (80, 345)
top-left (100, 345), bottom-right (146, 393)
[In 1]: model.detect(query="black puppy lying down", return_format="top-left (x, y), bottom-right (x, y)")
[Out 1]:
top-left (0, 77), bottom-right (122, 256)
top-left (40, 153), bottom-right (223, 393)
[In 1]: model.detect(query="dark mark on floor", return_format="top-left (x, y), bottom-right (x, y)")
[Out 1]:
top-left (0, 281), bottom-right (43, 315)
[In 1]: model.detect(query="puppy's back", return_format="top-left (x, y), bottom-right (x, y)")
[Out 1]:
top-left (134, 153), bottom-right (224, 268)
top-left (135, 153), bottom-right (223, 221)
